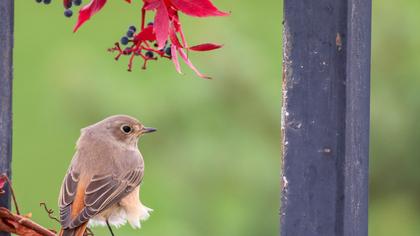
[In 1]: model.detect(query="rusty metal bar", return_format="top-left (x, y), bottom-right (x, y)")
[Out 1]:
top-left (281, 0), bottom-right (371, 235)
top-left (0, 1), bottom-right (14, 235)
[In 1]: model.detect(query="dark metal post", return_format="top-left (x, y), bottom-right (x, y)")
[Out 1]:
top-left (281, 0), bottom-right (371, 235)
top-left (0, 1), bottom-right (13, 236)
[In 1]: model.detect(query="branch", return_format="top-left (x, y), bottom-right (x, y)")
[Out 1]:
top-left (39, 202), bottom-right (60, 224)
top-left (1, 174), bottom-right (20, 215)
top-left (0, 174), bottom-right (94, 236)
top-left (0, 207), bottom-right (55, 236)
top-left (0, 174), bottom-right (58, 235)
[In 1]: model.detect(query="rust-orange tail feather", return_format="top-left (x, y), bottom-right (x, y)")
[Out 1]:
top-left (59, 181), bottom-right (88, 236)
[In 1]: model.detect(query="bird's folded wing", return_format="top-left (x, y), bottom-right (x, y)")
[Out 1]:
top-left (59, 167), bottom-right (143, 229)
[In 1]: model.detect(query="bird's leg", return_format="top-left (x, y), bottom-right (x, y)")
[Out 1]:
top-left (106, 220), bottom-right (115, 236)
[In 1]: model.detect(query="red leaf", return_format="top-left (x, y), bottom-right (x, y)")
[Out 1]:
top-left (73, 0), bottom-right (108, 32)
top-left (169, 24), bottom-right (184, 48)
top-left (171, 44), bottom-right (182, 74)
top-left (189, 43), bottom-right (222, 51)
top-left (144, 0), bottom-right (160, 10)
top-left (177, 48), bottom-right (210, 79)
top-left (0, 176), bottom-right (6, 190)
top-left (170, 0), bottom-right (229, 17)
top-left (134, 25), bottom-right (156, 41)
top-left (153, 1), bottom-right (170, 49)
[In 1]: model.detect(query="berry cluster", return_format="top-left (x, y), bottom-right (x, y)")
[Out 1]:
top-left (63, 0), bottom-right (82, 18)
top-left (35, 0), bottom-right (52, 4)
top-left (120, 25), bottom-right (137, 46)
top-left (35, 0), bottom-right (82, 18)
top-left (37, 0), bottom-right (228, 78)
top-left (109, 23), bottom-right (174, 71)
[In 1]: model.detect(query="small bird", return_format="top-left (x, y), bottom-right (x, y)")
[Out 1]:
top-left (58, 115), bottom-right (156, 236)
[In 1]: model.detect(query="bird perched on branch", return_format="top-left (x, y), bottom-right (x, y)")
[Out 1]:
top-left (58, 115), bottom-right (156, 236)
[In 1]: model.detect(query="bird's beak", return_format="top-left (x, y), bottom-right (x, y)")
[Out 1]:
top-left (141, 127), bottom-right (157, 134)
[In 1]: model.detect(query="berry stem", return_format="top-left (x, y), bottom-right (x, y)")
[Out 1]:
top-left (141, 7), bottom-right (146, 31)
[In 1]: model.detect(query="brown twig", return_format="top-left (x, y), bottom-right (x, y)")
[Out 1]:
top-left (1, 174), bottom-right (20, 215)
top-left (0, 174), bottom-right (56, 235)
top-left (39, 202), bottom-right (95, 236)
top-left (85, 227), bottom-right (94, 236)
top-left (39, 202), bottom-right (60, 223)
top-left (0, 174), bottom-right (95, 236)
top-left (0, 207), bottom-right (55, 236)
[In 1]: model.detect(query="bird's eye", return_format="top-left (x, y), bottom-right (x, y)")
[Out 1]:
top-left (121, 125), bottom-right (132, 134)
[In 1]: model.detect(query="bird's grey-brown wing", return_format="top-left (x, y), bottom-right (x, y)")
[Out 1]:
top-left (59, 168), bottom-right (80, 228)
top-left (59, 166), bottom-right (143, 229)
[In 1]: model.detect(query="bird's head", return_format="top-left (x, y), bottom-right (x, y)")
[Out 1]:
top-left (83, 115), bottom-right (157, 147)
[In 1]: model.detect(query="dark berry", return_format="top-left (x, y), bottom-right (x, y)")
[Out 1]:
top-left (154, 43), bottom-right (158, 47)
top-left (43, 0), bottom-right (51, 4)
top-left (65, 1), bottom-right (72, 8)
top-left (120, 36), bottom-right (129, 45)
top-left (73, 0), bottom-right (82, 6)
top-left (123, 47), bottom-right (132, 55)
top-left (64, 9), bottom-right (73, 17)
top-left (129, 25), bottom-right (136, 32)
top-left (35, 0), bottom-right (43, 3)
top-left (145, 51), bottom-right (154, 58)
top-left (147, 22), bottom-right (154, 26)
top-left (165, 47), bottom-right (172, 56)
top-left (126, 30), bottom-right (134, 38)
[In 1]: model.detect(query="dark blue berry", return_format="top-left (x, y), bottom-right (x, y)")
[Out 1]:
top-left (145, 51), bottom-right (154, 58)
top-left (73, 0), bottom-right (82, 6)
top-left (126, 30), bottom-right (134, 38)
top-left (120, 36), bottom-right (129, 45)
top-left (165, 47), bottom-right (172, 56)
top-left (43, 0), bottom-right (51, 4)
top-left (64, 9), bottom-right (73, 17)
top-left (129, 25), bottom-right (136, 32)
top-left (35, 0), bottom-right (43, 3)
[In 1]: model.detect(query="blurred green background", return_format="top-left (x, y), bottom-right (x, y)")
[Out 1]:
top-left (13, 1), bottom-right (280, 236)
top-left (370, 1), bottom-right (420, 235)
top-left (12, 0), bottom-right (420, 236)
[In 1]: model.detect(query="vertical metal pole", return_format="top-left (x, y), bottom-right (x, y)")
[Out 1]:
top-left (0, 1), bottom-right (13, 236)
top-left (281, 0), bottom-right (371, 235)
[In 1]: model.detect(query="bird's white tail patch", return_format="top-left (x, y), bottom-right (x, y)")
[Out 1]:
top-left (127, 203), bottom-right (153, 229)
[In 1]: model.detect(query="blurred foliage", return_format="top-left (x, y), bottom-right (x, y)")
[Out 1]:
top-left (13, 1), bottom-right (281, 236)
top-left (370, 1), bottom-right (420, 235)
top-left (13, 0), bottom-right (420, 235)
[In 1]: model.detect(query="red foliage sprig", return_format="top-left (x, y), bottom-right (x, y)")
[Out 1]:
top-left (66, 0), bottom-right (229, 78)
